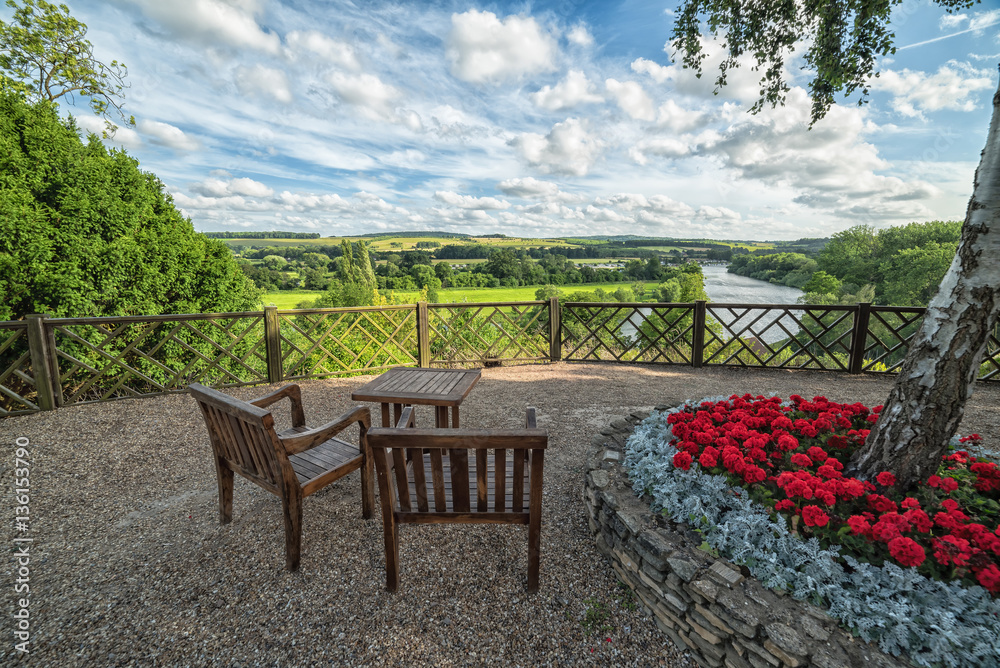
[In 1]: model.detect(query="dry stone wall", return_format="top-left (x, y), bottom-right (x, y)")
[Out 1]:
top-left (584, 409), bottom-right (913, 668)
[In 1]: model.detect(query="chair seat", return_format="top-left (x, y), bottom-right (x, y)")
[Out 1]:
top-left (286, 436), bottom-right (363, 486)
top-left (397, 453), bottom-right (530, 514)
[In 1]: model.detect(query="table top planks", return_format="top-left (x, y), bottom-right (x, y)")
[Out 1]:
top-left (351, 367), bottom-right (482, 406)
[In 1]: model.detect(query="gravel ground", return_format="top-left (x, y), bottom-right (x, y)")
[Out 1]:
top-left (2, 363), bottom-right (999, 667)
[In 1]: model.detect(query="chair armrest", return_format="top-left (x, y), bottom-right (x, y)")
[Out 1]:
top-left (250, 384), bottom-right (305, 428)
top-left (280, 406), bottom-right (371, 456)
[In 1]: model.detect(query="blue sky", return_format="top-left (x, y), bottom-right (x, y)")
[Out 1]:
top-left (19, 0), bottom-right (1000, 240)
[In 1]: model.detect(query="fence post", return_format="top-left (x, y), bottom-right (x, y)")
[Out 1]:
top-left (417, 302), bottom-right (430, 368)
top-left (849, 302), bottom-right (872, 374)
top-left (25, 314), bottom-right (57, 411)
top-left (549, 297), bottom-right (561, 362)
top-left (691, 301), bottom-right (707, 368)
top-left (264, 305), bottom-right (283, 384)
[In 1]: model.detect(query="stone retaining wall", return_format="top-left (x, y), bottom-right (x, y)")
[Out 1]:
top-left (584, 409), bottom-right (912, 668)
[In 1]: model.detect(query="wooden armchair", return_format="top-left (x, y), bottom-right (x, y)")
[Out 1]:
top-left (366, 407), bottom-right (547, 592)
top-left (189, 383), bottom-right (374, 571)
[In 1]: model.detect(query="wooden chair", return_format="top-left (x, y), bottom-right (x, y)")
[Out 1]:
top-left (189, 383), bottom-right (374, 571)
top-left (367, 407), bottom-right (547, 592)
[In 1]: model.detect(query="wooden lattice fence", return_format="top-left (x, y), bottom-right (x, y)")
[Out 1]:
top-left (2, 300), bottom-right (998, 416)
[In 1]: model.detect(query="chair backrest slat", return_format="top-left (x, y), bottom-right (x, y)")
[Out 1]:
top-left (392, 447), bottom-right (411, 512)
top-left (494, 448), bottom-right (506, 512)
top-left (511, 449), bottom-right (525, 512)
top-left (410, 449), bottom-right (429, 512)
top-left (429, 450), bottom-right (447, 511)
top-left (449, 449), bottom-right (470, 512)
top-left (475, 449), bottom-right (489, 512)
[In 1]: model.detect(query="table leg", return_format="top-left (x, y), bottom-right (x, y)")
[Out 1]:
top-left (436, 406), bottom-right (448, 428)
top-left (452, 406), bottom-right (460, 428)
top-left (393, 403), bottom-right (403, 428)
top-left (381, 403), bottom-right (391, 428)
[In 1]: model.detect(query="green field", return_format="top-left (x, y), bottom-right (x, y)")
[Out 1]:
top-left (221, 234), bottom-right (583, 252)
top-left (262, 281), bottom-right (648, 309)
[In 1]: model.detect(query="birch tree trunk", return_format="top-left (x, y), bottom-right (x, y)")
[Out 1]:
top-left (845, 73), bottom-right (1000, 491)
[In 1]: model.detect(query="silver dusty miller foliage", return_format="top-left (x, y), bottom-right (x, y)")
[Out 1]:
top-left (623, 398), bottom-right (1000, 668)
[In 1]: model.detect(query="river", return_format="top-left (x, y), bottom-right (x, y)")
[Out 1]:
top-left (621, 265), bottom-right (803, 344)
top-left (701, 265), bottom-right (803, 344)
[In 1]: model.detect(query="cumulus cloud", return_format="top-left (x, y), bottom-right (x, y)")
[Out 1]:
top-left (874, 61), bottom-right (994, 117)
top-left (631, 58), bottom-right (670, 84)
top-left (628, 137), bottom-right (691, 165)
top-left (327, 72), bottom-right (400, 118)
top-left (497, 177), bottom-right (559, 198)
top-left (447, 10), bottom-right (557, 83)
top-left (656, 99), bottom-right (706, 132)
top-left (138, 119), bottom-right (201, 150)
top-left (567, 25), bottom-right (594, 47)
top-left (531, 70), bottom-right (603, 111)
top-left (285, 30), bottom-right (360, 70)
top-left (512, 118), bottom-right (601, 176)
top-left (74, 115), bottom-right (143, 150)
top-left (605, 79), bottom-right (655, 121)
top-left (119, 0), bottom-right (280, 53)
top-left (434, 191), bottom-right (511, 210)
top-left (191, 176), bottom-right (274, 198)
top-left (236, 65), bottom-right (293, 103)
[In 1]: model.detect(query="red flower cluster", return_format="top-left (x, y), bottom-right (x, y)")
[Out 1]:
top-left (666, 394), bottom-right (1000, 594)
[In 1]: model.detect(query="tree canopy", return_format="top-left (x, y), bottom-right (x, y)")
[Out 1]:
top-left (0, 90), bottom-right (260, 320)
top-left (0, 0), bottom-right (131, 129)
top-left (672, 0), bottom-right (978, 124)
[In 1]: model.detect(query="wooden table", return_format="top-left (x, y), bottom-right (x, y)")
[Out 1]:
top-left (351, 367), bottom-right (482, 428)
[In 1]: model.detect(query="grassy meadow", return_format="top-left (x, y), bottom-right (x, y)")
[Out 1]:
top-left (261, 281), bottom-right (648, 309)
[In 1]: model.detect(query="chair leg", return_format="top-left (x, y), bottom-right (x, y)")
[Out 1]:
top-left (282, 492), bottom-right (303, 571)
top-left (215, 460), bottom-right (234, 524)
top-left (384, 517), bottom-right (399, 592)
top-left (361, 454), bottom-right (374, 520)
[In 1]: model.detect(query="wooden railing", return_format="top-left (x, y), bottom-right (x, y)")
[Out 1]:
top-left (1, 299), bottom-right (997, 417)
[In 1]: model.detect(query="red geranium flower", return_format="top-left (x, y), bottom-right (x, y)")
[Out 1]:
top-left (876, 472), bottom-right (896, 487)
top-left (888, 537), bottom-right (925, 568)
top-left (801, 505), bottom-right (829, 527)
top-left (673, 451), bottom-right (692, 471)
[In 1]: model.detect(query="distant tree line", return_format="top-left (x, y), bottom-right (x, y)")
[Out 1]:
top-left (727, 221), bottom-right (962, 307)
top-left (202, 231), bottom-right (321, 239)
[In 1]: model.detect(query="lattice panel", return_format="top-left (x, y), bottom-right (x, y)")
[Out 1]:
top-left (704, 305), bottom-right (854, 370)
top-left (52, 315), bottom-right (268, 405)
top-left (428, 303), bottom-right (549, 366)
top-left (279, 308), bottom-right (417, 379)
top-left (980, 321), bottom-right (1000, 381)
top-left (862, 308), bottom-right (925, 373)
top-left (562, 304), bottom-right (695, 363)
top-left (0, 325), bottom-right (38, 416)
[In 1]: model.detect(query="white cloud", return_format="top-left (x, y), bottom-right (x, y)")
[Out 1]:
top-left (285, 30), bottom-right (360, 70)
top-left (434, 191), bottom-right (511, 210)
top-left (138, 119), bottom-right (201, 151)
top-left (497, 177), bottom-right (559, 198)
top-left (119, 0), bottom-right (280, 53)
top-left (235, 65), bottom-right (293, 103)
top-left (567, 25), bottom-right (594, 47)
top-left (628, 137), bottom-right (691, 164)
top-left (656, 99), bottom-right (705, 132)
top-left (327, 72), bottom-right (400, 118)
top-left (531, 70), bottom-right (603, 111)
top-left (191, 176), bottom-right (273, 198)
top-left (605, 79), bottom-right (655, 121)
top-left (630, 58), bottom-right (670, 84)
top-left (875, 61), bottom-right (994, 117)
top-left (447, 10), bottom-right (557, 83)
top-left (512, 118), bottom-right (601, 176)
top-left (73, 115), bottom-right (143, 150)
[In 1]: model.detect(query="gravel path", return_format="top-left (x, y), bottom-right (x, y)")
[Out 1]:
top-left (2, 363), bottom-right (998, 667)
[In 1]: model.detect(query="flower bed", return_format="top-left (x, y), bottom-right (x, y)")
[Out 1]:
top-left (621, 395), bottom-right (1000, 667)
